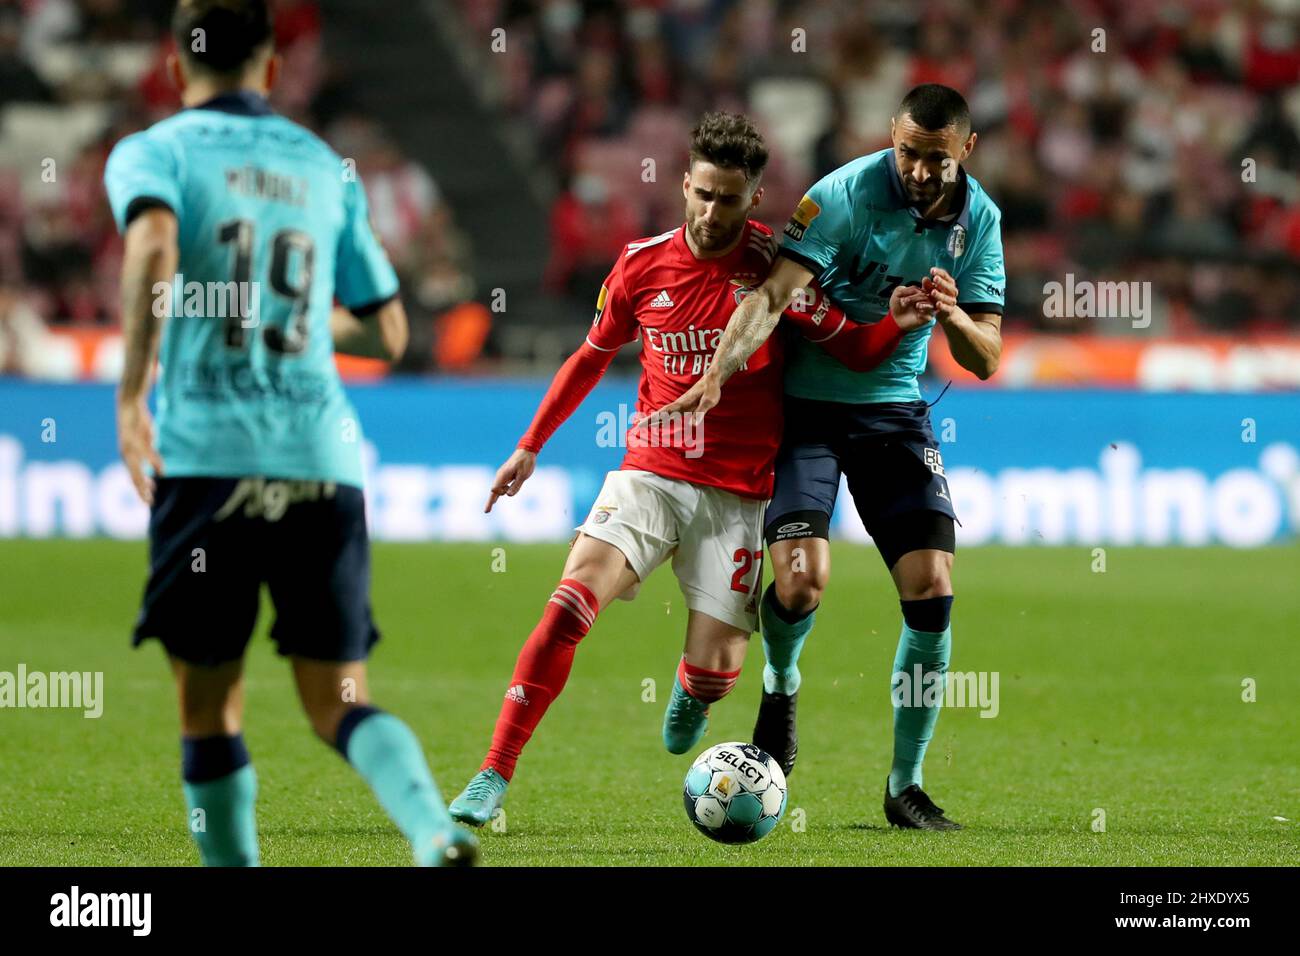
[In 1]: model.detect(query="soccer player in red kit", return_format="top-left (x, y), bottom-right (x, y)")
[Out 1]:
top-left (448, 112), bottom-right (935, 825)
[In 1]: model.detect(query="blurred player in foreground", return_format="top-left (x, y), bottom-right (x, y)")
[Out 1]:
top-left (449, 111), bottom-right (933, 825)
top-left (106, 0), bottom-right (474, 866)
top-left (653, 85), bottom-right (1005, 830)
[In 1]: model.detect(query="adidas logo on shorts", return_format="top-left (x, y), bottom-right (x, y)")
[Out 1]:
top-left (506, 683), bottom-right (528, 705)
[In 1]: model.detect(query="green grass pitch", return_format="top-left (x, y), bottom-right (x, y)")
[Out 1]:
top-left (1, 539), bottom-right (1296, 866)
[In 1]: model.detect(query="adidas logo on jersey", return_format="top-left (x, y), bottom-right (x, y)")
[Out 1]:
top-left (506, 684), bottom-right (528, 705)
top-left (650, 290), bottom-right (674, 308)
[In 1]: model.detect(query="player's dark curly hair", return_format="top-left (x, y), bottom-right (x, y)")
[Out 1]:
top-left (689, 111), bottom-right (769, 182)
top-left (172, 0), bottom-right (273, 75)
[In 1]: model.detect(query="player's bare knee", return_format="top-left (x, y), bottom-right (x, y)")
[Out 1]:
top-left (554, 565), bottom-right (606, 605)
top-left (172, 659), bottom-right (244, 736)
top-left (304, 703), bottom-right (348, 744)
top-left (298, 689), bottom-right (359, 743)
top-left (179, 700), bottom-right (241, 737)
top-left (769, 535), bottom-right (829, 614)
top-left (559, 535), bottom-right (635, 614)
top-left (896, 557), bottom-right (953, 601)
top-left (291, 660), bottom-right (369, 743)
top-left (775, 562), bottom-right (827, 614)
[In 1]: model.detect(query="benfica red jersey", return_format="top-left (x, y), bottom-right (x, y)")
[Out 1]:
top-left (587, 220), bottom-right (784, 499)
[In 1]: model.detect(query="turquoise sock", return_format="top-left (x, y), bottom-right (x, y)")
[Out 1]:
top-left (341, 709), bottom-right (452, 865)
top-left (888, 622), bottom-right (952, 797)
top-left (182, 765), bottom-right (259, 866)
top-left (759, 584), bottom-right (815, 695)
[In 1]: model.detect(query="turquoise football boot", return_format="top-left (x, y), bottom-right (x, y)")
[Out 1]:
top-left (662, 677), bottom-right (710, 754)
top-left (448, 768), bottom-right (509, 827)
top-left (420, 825), bottom-right (480, 867)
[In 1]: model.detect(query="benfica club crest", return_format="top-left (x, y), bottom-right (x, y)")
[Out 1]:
top-left (729, 276), bottom-right (759, 305)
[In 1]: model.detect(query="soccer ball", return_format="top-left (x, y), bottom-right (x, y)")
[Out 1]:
top-left (683, 741), bottom-right (787, 844)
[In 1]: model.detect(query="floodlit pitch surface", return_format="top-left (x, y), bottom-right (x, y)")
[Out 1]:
top-left (1, 540), bottom-right (1296, 866)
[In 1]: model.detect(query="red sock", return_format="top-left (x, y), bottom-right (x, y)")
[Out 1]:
top-left (677, 657), bottom-right (740, 705)
top-left (483, 578), bottom-right (598, 781)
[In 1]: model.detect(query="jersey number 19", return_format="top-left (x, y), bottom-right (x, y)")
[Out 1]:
top-left (218, 219), bottom-right (315, 354)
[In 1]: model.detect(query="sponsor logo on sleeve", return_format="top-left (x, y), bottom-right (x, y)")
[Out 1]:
top-left (783, 194), bottom-right (821, 242)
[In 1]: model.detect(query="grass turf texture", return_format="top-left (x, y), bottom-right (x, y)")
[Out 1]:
top-left (1, 540), bottom-right (1296, 866)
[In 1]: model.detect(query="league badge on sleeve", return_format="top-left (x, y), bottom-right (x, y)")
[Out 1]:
top-left (783, 194), bottom-right (821, 242)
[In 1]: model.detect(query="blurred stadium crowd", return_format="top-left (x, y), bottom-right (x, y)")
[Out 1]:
top-left (2, 0), bottom-right (1300, 379)
top-left (469, 0), bottom-right (1300, 339)
top-left (0, 0), bottom-right (474, 376)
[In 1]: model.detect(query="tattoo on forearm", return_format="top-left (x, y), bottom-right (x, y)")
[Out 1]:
top-left (711, 290), bottom-right (780, 382)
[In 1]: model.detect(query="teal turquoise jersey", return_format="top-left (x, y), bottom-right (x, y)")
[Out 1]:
top-left (778, 148), bottom-right (1005, 404)
top-left (103, 92), bottom-right (399, 487)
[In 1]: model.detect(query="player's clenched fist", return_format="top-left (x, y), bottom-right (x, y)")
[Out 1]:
top-left (889, 284), bottom-right (938, 331)
top-left (486, 447), bottom-right (538, 512)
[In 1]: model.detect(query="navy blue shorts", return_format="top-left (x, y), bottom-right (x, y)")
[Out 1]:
top-left (765, 397), bottom-right (956, 555)
top-left (133, 477), bottom-right (380, 667)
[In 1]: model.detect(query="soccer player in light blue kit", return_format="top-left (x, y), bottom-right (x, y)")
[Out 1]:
top-left (105, 0), bottom-right (475, 866)
top-left (658, 85), bottom-right (1005, 829)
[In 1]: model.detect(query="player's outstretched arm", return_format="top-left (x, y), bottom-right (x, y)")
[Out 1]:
top-left (782, 283), bottom-right (934, 372)
top-left (924, 267), bottom-right (1001, 380)
top-left (116, 207), bottom-right (177, 505)
top-left (331, 298), bottom-right (408, 361)
top-left (485, 338), bottom-right (619, 512)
